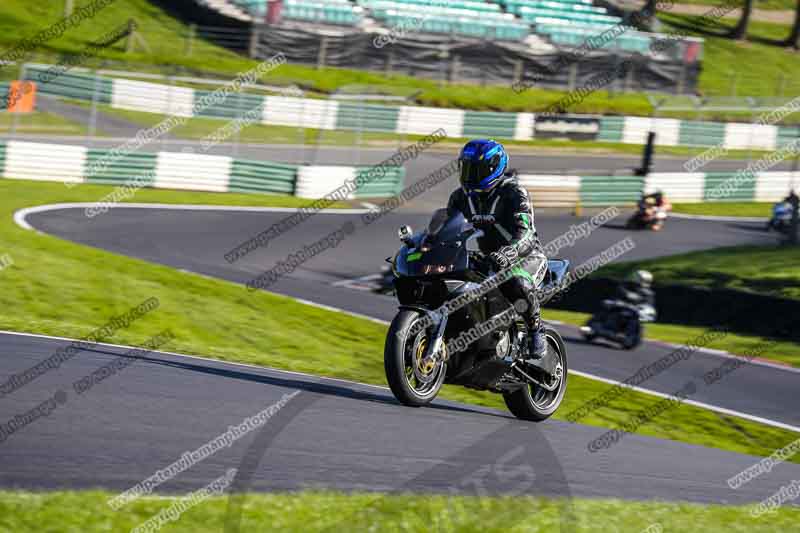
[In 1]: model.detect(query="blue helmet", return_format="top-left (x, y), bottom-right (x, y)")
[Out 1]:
top-left (458, 139), bottom-right (508, 194)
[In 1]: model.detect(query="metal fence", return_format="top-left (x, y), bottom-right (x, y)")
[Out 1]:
top-left (0, 64), bottom-right (417, 166)
top-left (2, 64), bottom-right (799, 169)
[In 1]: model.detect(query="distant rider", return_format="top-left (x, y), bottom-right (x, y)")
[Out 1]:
top-left (786, 190), bottom-right (800, 243)
top-left (597, 270), bottom-right (655, 328)
top-left (618, 270), bottom-right (655, 308)
top-left (784, 189), bottom-right (799, 210)
top-left (639, 191), bottom-right (669, 213)
top-left (446, 139), bottom-right (549, 359)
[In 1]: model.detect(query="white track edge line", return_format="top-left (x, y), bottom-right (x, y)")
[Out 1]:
top-left (13, 202), bottom-right (369, 232)
top-left (0, 329), bottom-right (392, 393)
top-left (670, 212), bottom-right (766, 222)
top-left (569, 369), bottom-right (800, 434)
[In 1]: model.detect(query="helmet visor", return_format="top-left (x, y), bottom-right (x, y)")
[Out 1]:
top-left (459, 155), bottom-right (499, 190)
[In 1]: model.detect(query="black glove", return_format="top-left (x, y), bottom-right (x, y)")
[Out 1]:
top-left (489, 246), bottom-right (518, 271)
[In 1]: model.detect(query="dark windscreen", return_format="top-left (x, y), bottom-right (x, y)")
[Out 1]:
top-left (426, 209), bottom-right (468, 243)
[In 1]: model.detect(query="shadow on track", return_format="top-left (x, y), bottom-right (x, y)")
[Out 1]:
top-left (562, 334), bottom-right (624, 351)
top-left (726, 222), bottom-right (769, 233)
top-left (593, 223), bottom-right (632, 231)
top-left (78, 345), bottom-right (507, 419)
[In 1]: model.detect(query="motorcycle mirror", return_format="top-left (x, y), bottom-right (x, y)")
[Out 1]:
top-left (398, 225), bottom-right (413, 243)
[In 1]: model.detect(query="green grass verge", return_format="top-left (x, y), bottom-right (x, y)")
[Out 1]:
top-left (673, 0), bottom-right (794, 10)
top-left (672, 202), bottom-right (774, 217)
top-left (658, 16), bottom-right (800, 99)
top-left (1, 1), bottom-right (799, 120)
top-left (1, 490), bottom-right (797, 532)
top-left (598, 244), bottom-right (800, 302)
top-left (2, 178), bottom-right (799, 463)
top-left (0, 110), bottom-right (86, 135)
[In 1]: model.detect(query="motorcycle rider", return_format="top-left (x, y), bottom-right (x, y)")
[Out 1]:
top-left (619, 270), bottom-right (655, 308)
top-left (786, 190), bottom-right (800, 243)
top-left (784, 189), bottom-right (799, 210)
top-left (446, 139), bottom-right (549, 359)
top-left (597, 269), bottom-right (655, 330)
top-left (634, 190), bottom-right (671, 230)
top-left (638, 190), bottom-right (669, 212)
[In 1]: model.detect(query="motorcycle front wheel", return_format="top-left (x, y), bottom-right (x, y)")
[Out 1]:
top-left (384, 310), bottom-right (447, 407)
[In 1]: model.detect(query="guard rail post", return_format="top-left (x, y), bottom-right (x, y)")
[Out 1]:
top-left (249, 24), bottom-right (260, 58)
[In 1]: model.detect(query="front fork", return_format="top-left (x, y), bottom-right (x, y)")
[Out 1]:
top-left (421, 309), bottom-right (448, 367)
top-left (398, 305), bottom-right (449, 366)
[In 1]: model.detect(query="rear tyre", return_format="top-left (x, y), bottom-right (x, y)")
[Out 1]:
top-left (503, 326), bottom-right (568, 422)
top-left (581, 319), bottom-right (598, 342)
top-left (384, 310), bottom-right (446, 407)
top-left (621, 321), bottom-right (642, 350)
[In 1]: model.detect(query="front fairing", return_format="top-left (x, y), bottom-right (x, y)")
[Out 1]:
top-left (394, 211), bottom-right (472, 278)
top-left (396, 240), bottom-right (469, 278)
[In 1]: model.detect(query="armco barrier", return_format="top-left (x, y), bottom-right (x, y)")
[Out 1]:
top-left (85, 151), bottom-right (157, 186)
top-left (15, 64), bottom-right (800, 151)
top-left (228, 159), bottom-right (296, 194)
top-left (644, 172), bottom-right (705, 203)
top-left (295, 166), bottom-right (354, 199)
top-left (580, 175), bottom-right (644, 206)
top-left (518, 174), bottom-right (580, 208)
top-left (0, 141), bottom-right (404, 199)
top-left (519, 172), bottom-right (799, 208)
top-left (4, 141), bottom-right (88, 185)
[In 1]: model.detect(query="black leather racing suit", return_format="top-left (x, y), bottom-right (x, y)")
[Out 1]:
top-left (598, 281), bottom-right (654, 330)
top-left (446, 175), bottom-right (546, 329)
top-left (618, 281), bottom-right (655, 308)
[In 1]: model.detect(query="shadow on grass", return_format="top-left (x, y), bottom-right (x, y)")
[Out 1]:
top-left (747, 34), bottom-right (793, 47)
top-left (658, 13), bottom-right (734, 39)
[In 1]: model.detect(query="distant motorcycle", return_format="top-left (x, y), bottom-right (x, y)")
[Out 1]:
top-left (580, 299), bottom-right (656, 350)
top-left (767, 201), bottom-right (793, 234)
top-left (626, 204), bottom-right (670, 231)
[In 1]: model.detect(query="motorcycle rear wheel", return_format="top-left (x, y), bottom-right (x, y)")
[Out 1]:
top-left (621, 321), bottom-right (642, 350)
top-left (503, 326), bottom-right (568, 422)
top-left (384, 310), bottom-right (447, 407)
top-left (581, 320), bottom-right (598, 342)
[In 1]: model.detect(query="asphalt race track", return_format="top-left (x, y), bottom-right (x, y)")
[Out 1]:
top-left (2, 331), bottom-right (800, 507)
top-left (3, 168), bottom-right (799, 506)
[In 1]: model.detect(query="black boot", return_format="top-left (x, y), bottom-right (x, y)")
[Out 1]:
top-left (528, 321), bottom-right (548, 359)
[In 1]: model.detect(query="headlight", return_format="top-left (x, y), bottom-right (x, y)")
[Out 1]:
top-left (423, 264), bottom-right (453, 274)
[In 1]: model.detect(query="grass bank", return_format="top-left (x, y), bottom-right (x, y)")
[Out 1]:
top-left (0, 1), bottom-right (798, 119)
top-left (598, 244), bottom-right (800, 302)
top-left (0, 490), bottom-right (795, 532)
top-left (0, 110), bottom-right (86, 135)
top-left (671, 202), bottom-right (775, 217)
